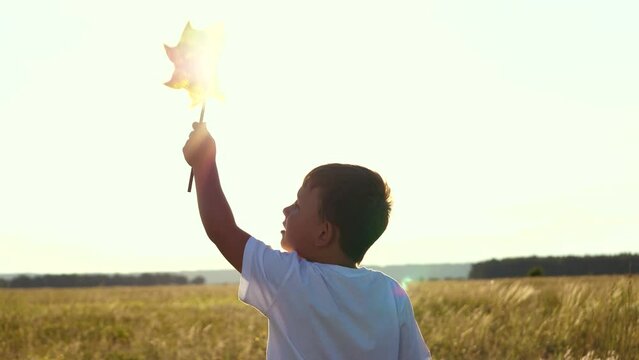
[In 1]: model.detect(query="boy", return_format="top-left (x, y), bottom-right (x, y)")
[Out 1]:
top-left (183, 122), bottom-right (431, 359)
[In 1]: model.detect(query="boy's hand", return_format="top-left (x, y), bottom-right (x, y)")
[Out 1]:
top-left (183, 122), bottom-right (216, 169)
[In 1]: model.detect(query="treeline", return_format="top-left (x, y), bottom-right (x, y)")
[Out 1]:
top-left (0, 273), bottom-right (206, 288)
top-left (469, 253), bottom-right (639, 279)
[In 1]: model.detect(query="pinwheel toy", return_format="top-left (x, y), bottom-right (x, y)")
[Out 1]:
top-left (164, 22), bottom-right (224, 192)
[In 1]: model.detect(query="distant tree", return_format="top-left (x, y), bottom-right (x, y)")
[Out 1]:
top-left (469, 253), bottom-right (639, 279)
top-left (6, 273), bottom-right (191, 288)
top-left (191, 276), bottom-right (206, 285)
top-left (528, 266), bottom-right (544, 277)
top-left (0, 278), bottom-right (7, 287)
top-left (10, 275), bottom-right (33, 288)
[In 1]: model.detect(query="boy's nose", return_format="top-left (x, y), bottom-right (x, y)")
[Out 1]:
top-left (283, 204), bottom-right (295, 216)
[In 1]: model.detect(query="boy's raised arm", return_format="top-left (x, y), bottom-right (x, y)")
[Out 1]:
top-left (183, 122), bottom-right (250, 273)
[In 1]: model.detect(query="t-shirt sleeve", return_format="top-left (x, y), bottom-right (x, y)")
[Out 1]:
top-left (238, 237), bottom-right (298, 315)
top-left (398, 295), bottom-right (432, 360)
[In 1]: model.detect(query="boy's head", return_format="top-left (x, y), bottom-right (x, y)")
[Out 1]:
top-left (281, 163), bottom-right (392, 266)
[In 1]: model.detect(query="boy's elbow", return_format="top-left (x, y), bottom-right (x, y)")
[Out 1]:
top-left (203, 225), bottom-right (250, 273)
top-left (205, 224), bottom-right (243, 245)
top-left (202, 216), bottom-right (236, 242)
top-left (205, 227), bottom-right (228, 245)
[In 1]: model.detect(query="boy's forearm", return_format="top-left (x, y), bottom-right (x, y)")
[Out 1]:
top-left (193, 160), bottom-right (249, 272)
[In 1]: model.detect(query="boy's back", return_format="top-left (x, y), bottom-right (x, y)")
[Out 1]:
top-left (240, 237), bottom-right (430, 359)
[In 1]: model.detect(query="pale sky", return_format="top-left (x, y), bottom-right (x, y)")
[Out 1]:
top-left (1, 0), bottom-right (637, 274)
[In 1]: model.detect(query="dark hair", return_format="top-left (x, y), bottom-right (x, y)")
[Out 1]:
top-left (303, 164), bottom-right (392, 264)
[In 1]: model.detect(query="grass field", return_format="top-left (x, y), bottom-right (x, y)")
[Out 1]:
top-left (1, 275), bottom-right (637, 359)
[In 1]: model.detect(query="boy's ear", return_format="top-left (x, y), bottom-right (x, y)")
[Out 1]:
top-left (316, 221), bottom-right (338, 247)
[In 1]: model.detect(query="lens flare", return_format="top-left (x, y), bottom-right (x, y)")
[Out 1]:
top-left (401, 277), bottom-right (413, 291)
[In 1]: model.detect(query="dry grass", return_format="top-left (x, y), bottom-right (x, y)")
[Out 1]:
top-left (0, 285), bottom-right (266, 359)
top-left (1, 276), bottom-right (637, 359)
top-left (411, 275), bottom-right (638, 360)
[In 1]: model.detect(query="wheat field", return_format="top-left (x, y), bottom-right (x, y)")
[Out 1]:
top-left (1, 276), bottom-right (637, 359)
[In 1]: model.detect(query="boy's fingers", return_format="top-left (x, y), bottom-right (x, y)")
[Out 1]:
top-left (187, 123), bottom-right (211, 141)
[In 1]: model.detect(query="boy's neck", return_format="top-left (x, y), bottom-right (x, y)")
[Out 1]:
top-left (308, 252), bottom-right (357, 269)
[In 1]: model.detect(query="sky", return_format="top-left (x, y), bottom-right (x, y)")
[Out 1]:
top-left (1, 0), bottom-right (637, 274)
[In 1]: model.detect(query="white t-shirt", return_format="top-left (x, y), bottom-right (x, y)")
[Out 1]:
top-left (239, 237), bottom-right (431, 359)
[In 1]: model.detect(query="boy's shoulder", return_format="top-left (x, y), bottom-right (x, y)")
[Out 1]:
top-left (242, 236), bottom-right (408, 299)
top-left (308, 261), bottom-right (410, 298)
top-left (304, 261), bottom-right (414, 321)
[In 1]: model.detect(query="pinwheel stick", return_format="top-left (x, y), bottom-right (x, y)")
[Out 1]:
top-left (187, 103), bottom-right (207, 192)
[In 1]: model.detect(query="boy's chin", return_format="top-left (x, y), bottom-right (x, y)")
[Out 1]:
top-left (280, 237), bottom-right (293, 252)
